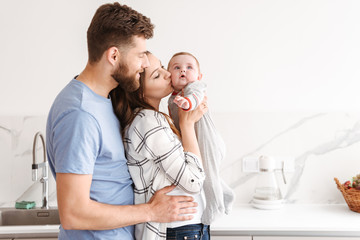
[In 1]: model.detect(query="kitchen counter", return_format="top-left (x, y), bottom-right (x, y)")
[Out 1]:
top-left (211, 204), bottom-right (360, 237)
top-left (0, 204), bottom-right (359, 238)
top-left (0, 225), bottom-right (59, 239)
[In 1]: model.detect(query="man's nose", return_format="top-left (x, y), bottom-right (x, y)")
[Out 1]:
top-left (142, 55), bottom-right (150, 68)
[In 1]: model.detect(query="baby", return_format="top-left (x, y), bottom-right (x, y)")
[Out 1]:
top-left (167, 52), bottom-right (235, 225)
top-left (167, 52), bottom-right (207, 131)
top-left (168, 52), bottom-right (206, 112)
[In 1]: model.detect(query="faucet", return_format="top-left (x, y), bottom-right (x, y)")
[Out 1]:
top-left (31, 132), bottom-right (49, 209)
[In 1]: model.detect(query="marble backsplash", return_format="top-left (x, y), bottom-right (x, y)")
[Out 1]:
top-left (212, 112), bottom-right (360, 206)
top-left (0, 116), bottom-right (57, 207)
top-left (1, 113), bottom-right (359, 207)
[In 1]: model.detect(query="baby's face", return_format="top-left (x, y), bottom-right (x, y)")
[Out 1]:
top-left (168, 55), bottom-right (201, 92)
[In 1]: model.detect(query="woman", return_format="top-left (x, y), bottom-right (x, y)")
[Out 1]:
top-left (111, 52), bottom-right (210, 240)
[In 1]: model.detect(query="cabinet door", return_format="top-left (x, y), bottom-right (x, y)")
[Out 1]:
top-left (212, 237), bottom-right (252, 240)
top-left (253, 237), bottom-right (360, 240)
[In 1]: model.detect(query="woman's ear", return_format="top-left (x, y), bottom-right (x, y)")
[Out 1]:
top-left (106, 47), bottom-right (120, 66)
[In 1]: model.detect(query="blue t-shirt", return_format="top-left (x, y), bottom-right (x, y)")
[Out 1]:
top-left (46, 79), bottom-right (134, 239)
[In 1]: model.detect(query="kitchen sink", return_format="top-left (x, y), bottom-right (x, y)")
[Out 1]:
top-left (0, 208), bottom-right (60, 226)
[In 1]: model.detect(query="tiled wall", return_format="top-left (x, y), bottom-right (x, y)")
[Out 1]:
top-left (1, 112), bottom-right (359, 207)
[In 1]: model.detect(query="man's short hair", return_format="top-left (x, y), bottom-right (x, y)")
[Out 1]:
top-left (87, 3), bottom-right (154, 63)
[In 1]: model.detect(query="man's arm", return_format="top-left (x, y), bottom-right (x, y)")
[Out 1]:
top-left (57, 173), bottom-right (197, 230)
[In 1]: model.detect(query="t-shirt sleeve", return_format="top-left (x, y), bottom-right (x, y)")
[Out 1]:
top-left (128, 111), bottom-right (205, 193)
top-left (51, 110), bottom-right (101, 174)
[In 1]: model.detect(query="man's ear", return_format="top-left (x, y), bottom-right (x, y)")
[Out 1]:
top-left (106, 46), bottom-right (120, 66)
top-left (198, 73), bottom-right (203, 81)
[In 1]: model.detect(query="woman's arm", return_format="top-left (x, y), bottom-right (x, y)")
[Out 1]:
top-left (127, 107), bottom-right (207, 193)
top-left (178, 96), bottom-right (208, 159)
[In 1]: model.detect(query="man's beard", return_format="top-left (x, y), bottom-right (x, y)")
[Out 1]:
top-left (112, 60), bottom-right (141, 92)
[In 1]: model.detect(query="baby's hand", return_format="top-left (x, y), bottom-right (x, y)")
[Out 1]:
top-left (174, 95), bottom-right (190, 110)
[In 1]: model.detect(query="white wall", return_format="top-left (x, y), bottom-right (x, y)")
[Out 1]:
top-left (1, 0), bottom-right (360, 115)
top-left (1, 1), bottom-right (360, 206)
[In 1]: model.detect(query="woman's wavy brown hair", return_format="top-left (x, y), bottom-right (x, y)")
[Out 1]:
top-left (110, 53), bottom-right (180, 139)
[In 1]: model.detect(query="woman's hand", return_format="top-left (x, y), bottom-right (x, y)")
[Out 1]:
top-left (178, 96), bottom-right (208, 126)
top-left (178, 96), bottom-right (208, 162)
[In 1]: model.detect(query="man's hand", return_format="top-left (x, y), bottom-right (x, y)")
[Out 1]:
top-left (147, 185), bottom-right (198, 223)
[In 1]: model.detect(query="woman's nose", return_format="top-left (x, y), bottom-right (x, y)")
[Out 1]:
top-left (165, 71), bottom-right (171, 80)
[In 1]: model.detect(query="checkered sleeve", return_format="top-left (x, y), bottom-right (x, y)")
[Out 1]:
top-left (127, 109), bottom-right (205, 193)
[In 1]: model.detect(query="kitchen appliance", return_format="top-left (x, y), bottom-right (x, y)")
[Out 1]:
top-left (252, 155), bottom-right (286, 210)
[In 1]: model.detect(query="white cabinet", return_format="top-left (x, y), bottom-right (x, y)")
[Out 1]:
top-left (212, 237), bottom-right (252, 240)
top-left (253, 237), bottom-right (360, 240)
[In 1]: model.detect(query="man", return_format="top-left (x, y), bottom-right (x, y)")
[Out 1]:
top-left (46, 3), bottom-right (197, 239)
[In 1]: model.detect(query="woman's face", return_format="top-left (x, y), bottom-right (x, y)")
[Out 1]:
top-left (143, 54), bottom-right (173, 105)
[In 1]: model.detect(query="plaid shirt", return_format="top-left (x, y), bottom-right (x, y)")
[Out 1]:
top-left (124, 109), bottom-right (205, 240)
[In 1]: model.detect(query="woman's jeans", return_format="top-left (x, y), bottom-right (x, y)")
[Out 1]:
top-left (167, 224), bottom-right (210, 240)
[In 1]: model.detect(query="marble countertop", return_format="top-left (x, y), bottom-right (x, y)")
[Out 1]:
top-left (0, 204), bottom-right (359, 238)
top-left (0, 225), bottom-right (59, 239)
top-left (211, 204), bottom-right (360, 237)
